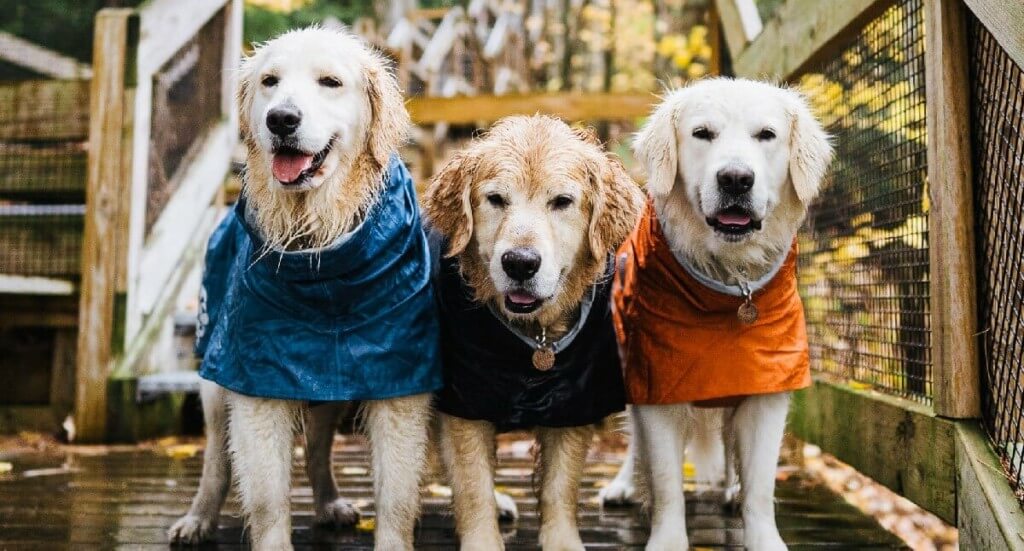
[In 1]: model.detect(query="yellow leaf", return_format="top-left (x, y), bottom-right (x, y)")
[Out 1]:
top-left (426, 483), bottom-right (452, 497)
top-left (356, 518), bottom-right (375, 532)
top-left (848, 381), bottom-right (872, 390)
top-left (0, 462), bottom-right (12, 474)
top-left (683, 462), bottom-right (696, 478)
top-left (165, 444), bottom-right (200, 459)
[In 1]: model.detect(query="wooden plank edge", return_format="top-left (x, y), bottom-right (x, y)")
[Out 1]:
top-left (406, 92), bottom-right (658, 125)
top-left (0, 275), bottom-right (76, 295)
top-left (789, 378), bottom-right (956, 523)
top-left (733, 0), bottom-right (896, 80)
top-left (962, 0), bottom-right (1024, 71)
top-left (713, 0), bottom-right (755, 60)
top-left (955, 422), bottom-right (1024, 550)
top-left (925, 0), bottom-right (981, 418)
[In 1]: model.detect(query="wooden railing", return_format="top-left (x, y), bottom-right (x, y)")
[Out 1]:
top-left (76, 0), bottom-right (241, 442)
top-left (714, 0), bottom-right (1024, 544)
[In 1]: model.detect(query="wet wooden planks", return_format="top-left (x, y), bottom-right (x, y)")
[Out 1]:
top-left (0, 437), bottom-right (907, 549)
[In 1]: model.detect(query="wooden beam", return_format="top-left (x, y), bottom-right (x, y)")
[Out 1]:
top-left (407, 92), bottom-right (657, 125)
top-left (963, 0), bottom-right (1024, 70)
top-left (0, 31), bottom-right (93, 80)
top-left (925, 0), bottom-right (980, 419)
top-left (713, 0), bottom-right (762, 59)
top-left (136, 0), bottom-right (228, 76)
top-left (732, 0), bottom-right (895, 80)
top-left (955, 423), bottom-right (1024, 550)
top-left (789, 379), bottom-right (956, 523)
top-left (75, 9), bottom-right (136, 443)
top-left (0, 80), bottom-right (90, 141)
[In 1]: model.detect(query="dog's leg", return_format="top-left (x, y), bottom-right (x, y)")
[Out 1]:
top-left (536, 425), bottom-right (593, 551)
top-left (228, 392), bottom-right (299, 551)
top-left (304, 402), bottom-right (360, 527)
top-left (168, 381), bottom-right (231, 543)
top-left (733, 393), bottom-right (789, 551)
top-left (439, 413), bottom-right (503, 551)
top-left (688, 407), bottom-right (725, 493)
top-left (635, 404), bottom-right (689, 551)
top-left (364, 393), bottom-right (432, 551)
top-left (599, 408), bottom-right (637, 505)
top-left (722, 411), bottom-right (740, 510)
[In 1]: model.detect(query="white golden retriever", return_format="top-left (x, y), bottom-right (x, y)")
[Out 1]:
top-left (602, 78), bottom-right (832, 551)
top-left (168, 28), bottom-right (431, 551)
top-left (425, 116), bottom-right (644, 550)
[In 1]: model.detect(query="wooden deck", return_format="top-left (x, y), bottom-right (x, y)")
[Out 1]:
top-left (0, 435), bottom-right (907, 549)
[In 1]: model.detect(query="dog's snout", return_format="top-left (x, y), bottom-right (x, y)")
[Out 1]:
top-left (716, 164), bottom-right (755, 196)
top-left (266, 104), bottom-right (302, 137)
top-left (501, 248), bottom-right (542, 282)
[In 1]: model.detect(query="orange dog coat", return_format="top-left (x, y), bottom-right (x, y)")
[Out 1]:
top-left (612, 204), bottom-right (810, 406)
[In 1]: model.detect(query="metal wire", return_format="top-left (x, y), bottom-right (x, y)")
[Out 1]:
top-left (796, 0), bottom-right (932, 402)
top-left (146, 7), bottom-right (225, 234)
top-left (969, 14), bottom-right (1024, 508)
top-left (0, 79), bottom-right (87, 279)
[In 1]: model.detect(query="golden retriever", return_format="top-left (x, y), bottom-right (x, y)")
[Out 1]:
top-left (169, 28), bottom-right (436, 551)
top-left (603, 78), bottom-right (833, 551)
top-left (425, 115), bottom-right (644, 550)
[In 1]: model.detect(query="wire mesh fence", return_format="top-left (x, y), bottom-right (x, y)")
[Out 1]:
top-left (968, 14), bottom-right (1024, 508)
top-left (145, 6), bottom-right (226, 234)
top-left (0, 79), bottom-right (89, 279)
top-left (795, 0), bottom-right (932, 402)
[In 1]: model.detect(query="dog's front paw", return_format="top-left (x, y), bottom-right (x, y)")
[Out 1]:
top-left (494, 490), bottom-right (519, 520)
top-left (315, 497), bottom-right (360, 527)
top-left (168, 514), bottom-right (216, 544)
top-left (598, 477), bottom-right (636, 505)
top-left (722, 482), bottom-right (741, 513)
top-left (645, 527), bottom-right (688, 551)
top-left (744, 524), bottom-right (787, 551)
top-left (538, 526), bottom-right (585, 551)
top-left (460, 531), bottom-right (505, 551)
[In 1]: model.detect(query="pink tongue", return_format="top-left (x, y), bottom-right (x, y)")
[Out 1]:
top-left (272, 152), bottom-right (313, 183)
top-left (507, 291), bottom-right (538, 305)
top-left (716, 212), bottom-right (752, 226)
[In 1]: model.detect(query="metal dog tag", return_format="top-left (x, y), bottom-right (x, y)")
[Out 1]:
top-left (532, 347), bottom-right (556, 371)
top-left (737, 300), bottom-right (759, 325)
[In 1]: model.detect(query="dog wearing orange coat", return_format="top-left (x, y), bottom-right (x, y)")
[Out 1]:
top-left (604, 78), bottom-right (833, 551)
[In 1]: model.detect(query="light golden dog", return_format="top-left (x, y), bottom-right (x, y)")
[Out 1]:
top-left (425, 115), bottom-right (644, 550)
top-left (169, 28), bottom-right (433, 551)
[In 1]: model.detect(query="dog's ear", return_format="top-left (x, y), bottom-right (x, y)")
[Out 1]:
top-left (235, 51), bottom-right (259, 142)
top-left (425, 151), bottom-right (475, 256)
top-left (587, 153), bottom-right (645, 262)
top-left (633, 95), bottom-right (680, 196)
top-left (786, 90), bottom-right (833, 205)
top-left (365, 55), bottom-right (412, 169)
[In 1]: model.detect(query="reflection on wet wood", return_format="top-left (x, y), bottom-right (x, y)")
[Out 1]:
top-left (0, 436), bottom-right (907, 549)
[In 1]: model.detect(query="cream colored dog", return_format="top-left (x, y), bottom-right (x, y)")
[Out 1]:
top-left (425, 115), bottom-right (644, 550)
top-left (602, 78), bottom-right (832, 551)
top-left (168, 28), bottom-right (431, 551)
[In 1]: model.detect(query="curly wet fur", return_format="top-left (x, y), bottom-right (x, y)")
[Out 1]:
top-left (426, 116), bottom-right (644, 549)
top-left (237, 27), bottom-right (410, 251)
top-left (424, 115), bottom-right (644, 334)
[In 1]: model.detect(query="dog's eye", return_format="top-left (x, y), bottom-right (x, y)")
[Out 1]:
top-left (692, 127), bottom-right (715, 141)
top-left (549, 195), bottom-right (574, 210)
top-left (756, 128), bottom-right (776, 141)
top-left (261, 75), bottom-right (279, 87)
top-left (318, 76), bottom-right (343, 88)
top-left (485, 193), bottom-right (507, 208)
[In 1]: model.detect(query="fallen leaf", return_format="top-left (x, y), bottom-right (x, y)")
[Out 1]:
top-left (165, 444), bottom-right (200, 459)
top-left (0, 462), bottom-right (12, 474)
top-left (356, 518), bottom-right (375, 532)
top-left (426, 483), bottom-right (452, 497)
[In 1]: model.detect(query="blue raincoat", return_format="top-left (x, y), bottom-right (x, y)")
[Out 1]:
top-left (196, 156), bottom-right (443, 401)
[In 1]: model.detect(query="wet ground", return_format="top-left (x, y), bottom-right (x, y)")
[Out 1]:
top-left (0, 435), bottom-right (907, 549)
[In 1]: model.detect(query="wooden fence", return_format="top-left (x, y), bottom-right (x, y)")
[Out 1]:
top-left (76, 0), bottom-right (241, 442)
top-left (713, 0), bottom-right (1024, 545)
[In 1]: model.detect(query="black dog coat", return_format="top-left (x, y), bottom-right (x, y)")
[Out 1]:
top-left (431, 236), bottom-right (626, 431)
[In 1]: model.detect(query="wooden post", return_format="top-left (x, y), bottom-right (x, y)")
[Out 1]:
top-left (75, 9), bottom-right (136, 442)
top-left (713, 0), bottom-right (762, 60)
top-left (925, 0), bottom-right (980, 419)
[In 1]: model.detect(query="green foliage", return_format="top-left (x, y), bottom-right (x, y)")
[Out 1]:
top-left (244, 0), bottom-right (374, 45)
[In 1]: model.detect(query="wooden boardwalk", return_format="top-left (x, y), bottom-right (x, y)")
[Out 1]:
top-left (0, 435), bottom-right (907, 549)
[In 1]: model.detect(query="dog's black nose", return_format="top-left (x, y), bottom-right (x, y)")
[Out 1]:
top-left (501, 248), bottom-right (542, 282)
top-left (266, 104), bottom-right (302, 137)
top-left (717, 165), bottom-right (755, 195)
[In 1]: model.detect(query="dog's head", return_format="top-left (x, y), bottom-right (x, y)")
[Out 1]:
top-left (635, 78), bottom-right (832, 254)
top-left (426, 116), bottom-right (644, 324)
top-left (238, 27), bottom-right (408, 193)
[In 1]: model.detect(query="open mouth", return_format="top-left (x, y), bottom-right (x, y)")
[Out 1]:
top-left (270, 139), bottom-right (333, 186)
top-left (504, 290), bottom-right (544, 314)
top-left (706, 205), bottom-right (762, 236)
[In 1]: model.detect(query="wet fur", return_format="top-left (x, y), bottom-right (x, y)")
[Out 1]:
top-left (425, 115), bottom-right (644, 550)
